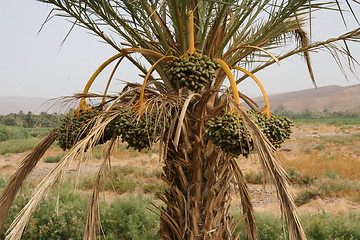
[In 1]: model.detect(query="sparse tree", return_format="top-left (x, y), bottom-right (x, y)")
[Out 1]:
top-left (1, 1), bottom-right (359, 240)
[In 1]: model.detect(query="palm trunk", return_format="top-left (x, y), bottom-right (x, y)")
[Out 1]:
top-left (159, 131), bottom-right (234, 239)
top-left (157, 93), bottom-right (237, 239)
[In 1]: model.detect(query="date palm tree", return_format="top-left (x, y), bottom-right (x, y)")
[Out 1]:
top-left (1, 0), bottom-right (359, 239)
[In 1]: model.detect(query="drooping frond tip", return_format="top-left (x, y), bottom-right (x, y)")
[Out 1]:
top-left (294, 28), bottom-right (317, 88)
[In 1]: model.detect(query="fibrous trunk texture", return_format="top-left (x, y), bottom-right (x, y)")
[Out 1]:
top-left (158, 115), bottom-right (236, 239)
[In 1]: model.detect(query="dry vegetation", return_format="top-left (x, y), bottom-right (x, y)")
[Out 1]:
top-left (1, 121), bottom-right (359, 213)
top-left (1, 121), bottom-right (360, 239)
top-left (281, 124), bottom-right (360, 180)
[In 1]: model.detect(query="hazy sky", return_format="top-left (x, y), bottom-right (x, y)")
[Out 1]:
top-left (0, 1), bottom-right (359, 99)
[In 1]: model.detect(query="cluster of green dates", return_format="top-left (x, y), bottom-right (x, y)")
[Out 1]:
top-left (56, 109), bottom-right (162, 151)
top-left (56, 109), bottom-right (102, 150)
top-left (205, 112), bottom-right (293, 157)
top-left (112, 110), bottom-right (162, 151)
top-left (206, 113), bottom-right (253, 157)
top-left (250, 112), bottom-right (293, 148)
top-left (167, 53), bottom-right (220, 91)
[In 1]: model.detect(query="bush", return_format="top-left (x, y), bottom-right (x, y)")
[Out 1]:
top-left (234, 212), bottom-right (360, 240)
top-left (293, 177), bottom-right (360, 206)
top-left (245, 171), bottom-right (264, 184)
top-left (0, 138), bottom-right (41, 155)
top-left (1, 188), bottom-right (87, 240)
top-left (43, 154), bottom-right (64, 163)
top-left (324, 170), bottom-right (339, 179)
top-left (316, 178), bottom-right (360, 200)
top-left (29, 128), bottom-right (52, 138)
top-left (234, 212), bottom-right (287, 240)
top-left (286, 168), bottom-right (316, 186)
top-left (303, 212), bottom-right (360, 240)
top-left (1, 187), bottom-right (160, 240)
top-left (0, 175), bottom-right (6, 189)
top-left (0, 124), bottom-right (29, 141)
top-left (100, 195), bottom-right (160, 240)
top-left (295, 189), bottom-right (322, 206)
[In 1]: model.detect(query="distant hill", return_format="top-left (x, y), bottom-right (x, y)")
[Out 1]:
top-left (250, 84), bottom-right (360, 112)
top-left (1, 84), bottom-right (359, 115)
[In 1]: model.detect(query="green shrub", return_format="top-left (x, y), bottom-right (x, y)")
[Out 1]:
top-left (286, 168), bottom-right (316, 186)
top-left (304, 147), bottom-right (312, 154)
top-left (324, 170), bottom-right (339, 179)
top-left (28, 128), bottom-right (52, 138)
top-left (295, 189), bottom-right (322, 206)
top-left (303, 212), bottom-right (360, 240)
top-left (314, 143), bottom-right (325, 151)
top-left (100, 194), bottom-right (160, 240)
top-left (317, 178), bottom-right (360, 198)
top-left (234, 212), bottom-right (360, 240)
top-left (0, 138), bottom-right (41, 155)
top-left (142, 181), bottom-right (167, 194)
top-left (43, 154), bottom-right (64, 163)
top-left (2, 189), bottom-right (161, 240)
top-left (0, 175), bottom-right (6, 189)
top-left (328, 153), bottom-right (336, 160)
top-left (1, 188), bottom-right (87, 240)
top-left (320, 134), bottom-right (360, 145)
top-left (245, 171), bottom-right (264, 184)
top-left (234, 212), bottom-right (287, 240)
top-left (0, 124), bottom-right (29, 141)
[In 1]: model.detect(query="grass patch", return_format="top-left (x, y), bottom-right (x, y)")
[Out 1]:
top-left (319, 134), bottom-right (360, 145)
top-left (294, 178), bottom-right (360, 206)
top-left (0, 124), bottom-right (29, 141)
top-left (316, 178), bottom-right (360, 202)
top-left (100, 195), bottom-right (160, 240)
top-left (28, 128), bottom-right (52, 138)
top-left (303, 211), bottom-right (360, 240)
top-left (0, 138), bottom-right (42, 155)
top-left (295, 189), bottom-right (322, 206)
top-left (313, 143), bottom-right (326, 151)
top-left (1, 187), bottom-right (87, 240)
top-left (1, 185), bottom-right (159, 240)
top-left (80, 174), bottom-right (140, 194)
top-left (324, 170), bottom-right (339, 179)
top-left (286, 168), bottom-right (316, 186)
top-left (245, 171), bottom-right (264, 184)
top-left (282, 152), bottom-right (360, 180)
top-left (293, 118), bottom-right (360, 126)
top-left (234, 212), bottom-right (360, 240)
top-left (304, 147), bottom-right (312, 154)
top-left (43, 153), bottom-right (64, 163)
top-left (0, 175), bottom-right (6, 189)
top-left (142, 181), bottom-right (167, 194)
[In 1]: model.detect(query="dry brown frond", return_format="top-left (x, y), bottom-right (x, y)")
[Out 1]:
top-left (173, 93), bottom-right (200, 149)
top-left (83, 138), bottom-right (116, 240)
top-left (0, 129), bottom-right (56, 235)
top-left (294, 28), bottom-right (317, 88)
top-left (230, 159), bottom-right (257, 240)
top-left (233, 103), bottom-right (307, 240)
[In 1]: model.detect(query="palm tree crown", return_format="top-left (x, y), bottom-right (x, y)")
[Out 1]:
top-left (0, 1), bottom-right (359, 240)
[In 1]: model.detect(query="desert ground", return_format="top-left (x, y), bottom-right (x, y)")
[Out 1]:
top-left (1, 122), bottom-right (359, 217)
